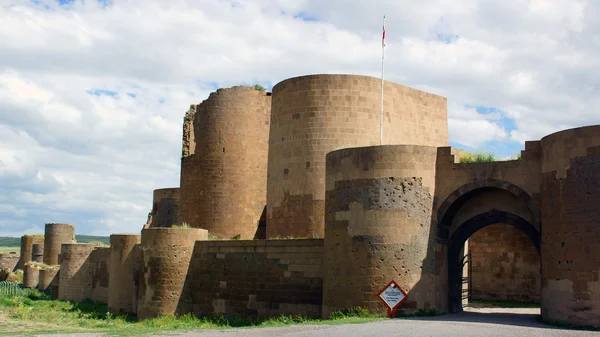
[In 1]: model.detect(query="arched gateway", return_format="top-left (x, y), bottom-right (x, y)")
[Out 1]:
top-left (437, 180), bottom-right (542, 312)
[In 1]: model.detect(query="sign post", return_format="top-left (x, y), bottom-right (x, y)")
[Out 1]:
top-left (377, 280), bottom-right (408, 318)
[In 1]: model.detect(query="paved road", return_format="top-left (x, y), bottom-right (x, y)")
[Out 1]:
top-left (150, 308), bottom-right (599, 337)
top-left (31, 308), bottom-right (600, 337)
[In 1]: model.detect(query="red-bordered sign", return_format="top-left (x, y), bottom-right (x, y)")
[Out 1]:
top-left (377, 280), bottom-right (408, 318)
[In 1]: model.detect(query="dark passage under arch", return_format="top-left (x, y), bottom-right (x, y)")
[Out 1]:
top-left (447, 209), bottom-right (541, 313)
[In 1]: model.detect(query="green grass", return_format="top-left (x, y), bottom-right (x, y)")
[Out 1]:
top-left (0, 247), bottom-right (19, 254)
top-left (458, 150), bottom-right (523, 163)
top-left (0, 291), bottom-right (401, 336)
top-left (459, 151), bottom-right (496, 163)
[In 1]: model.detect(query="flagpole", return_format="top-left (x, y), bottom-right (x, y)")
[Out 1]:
top-left (380, 15), bottom-right (385, 146)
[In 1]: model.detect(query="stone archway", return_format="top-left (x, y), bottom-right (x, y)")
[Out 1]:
top-left (446, 210), bottom-right (541, 312)
top-left (437, 178), bottom-right (541, 241)
top-left (437, 180), bottom-right (542, 313)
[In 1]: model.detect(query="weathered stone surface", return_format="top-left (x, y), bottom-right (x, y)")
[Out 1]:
top-left (108, 234), bottom-right (141, 315)
top-left (323, 145), bottom-right (444, 318)
top-left (147, 188), bottom-right (180, 228)
top-left (43, 223), bottom-right (75, 266)
top-left (179, 86), bottom-right (271, 240)
top-left (188, 239), bottom-right (324, 319)
top-left (137, 228), bottom-right (208, 319)
top-left (469, 224), bottom-right (540, 302)
top-left (16, 234), bottom-right (43, 270)
top-left (267, 74), bottom-right (448, 239)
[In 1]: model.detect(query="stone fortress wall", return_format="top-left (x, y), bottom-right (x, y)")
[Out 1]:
top-left (468, 224), bottom-right (541, 302)
top-left (323, 145), bottom-right (444, 317)
top-left (11, 74), bottom-right (600, 328)
top-left (266, 75), bottom-right (448, 239)
top-left (145, 188), bottom-right (180, 228)
top-left (179, 86), bottom-right (271, 240)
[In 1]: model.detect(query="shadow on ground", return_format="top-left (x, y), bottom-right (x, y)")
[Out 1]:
top-left (402, 307), bottom-right (557, 329)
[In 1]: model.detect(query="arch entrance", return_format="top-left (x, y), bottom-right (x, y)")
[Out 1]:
top-left (447, 210), bottom-right (540, 312)
top-left (437, 180), bottom-right (542, 313)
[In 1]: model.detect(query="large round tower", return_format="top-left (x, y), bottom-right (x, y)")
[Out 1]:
top-left (540, 125), bottom-right (600, 326)
top-left (179, 86), bottom-right (271, 239)
top-left (266, 74), bottom-right (448, 238)
top-left (322, 145), bottom-right (443, 317)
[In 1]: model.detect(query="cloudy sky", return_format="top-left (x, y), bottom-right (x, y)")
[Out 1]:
top-left (0, 0), bottom-right (598, 237)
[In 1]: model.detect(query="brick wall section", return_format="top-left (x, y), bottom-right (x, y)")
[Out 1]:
top-left (540, 125), bottom-right (600, 177)
top-left (0, 253), bottom-right (19, 274)
top-left (58, 244), bottom-right (109, 303)
top-left (58, 243), bottom-right (97, 302)
top-left (179, 86), bottom-right (271, 240)
top-left (38, 268), bottom-right (58, 291)
top-left (88, 247), bottom-right (110, 303)
top-left (16, 234), bottom-right (43, 270)
top-left (469, 224), bottom-right (540, 302)
top-left (267, 74), bottom-right (448, 239)
top-left (108, 234), bottom-right (141, 314)
top-left (188, 239), bottom-right (324, 319)
top-left (323, 145), bottom-right (445, 317)
top-left (541, 153), bottom-right (600, 325)
top-left (137, 228), bottom-right (208, 319)
top-left (434, 143), bottom-right (542, 227)
top-left (149, 188), bottom-right (180, 228)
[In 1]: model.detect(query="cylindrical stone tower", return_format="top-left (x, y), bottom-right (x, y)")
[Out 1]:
top-left (38, 266), bottom-right (60, 291)
top-left (147, 188), bottom-right (180, 228)
top-left (108, 234), bottom-right (141, 315)
top-left (16, 234), bottom-right (44, 270)
top-left (31, 244), bottom-right (44, 263)
top-left (22, 264), bottom-right (40, 289)
top-left (137, 228), bottom-right (208, 319)
top-left (43, 223), bottom-right (75, 266)
top-left (322, 145), bottom-right (443, 317)
top-left (179, 86), bottom-right (271, 239)
top-left (540, 125), bottom-right (600, 326)
top-left (58, 243), bottom-right (96, 302)
top-left (267, 74), bottom-right (448, 239)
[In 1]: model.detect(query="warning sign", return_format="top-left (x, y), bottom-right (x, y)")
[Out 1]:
top-left (377, 280), bottom-right (408, 317)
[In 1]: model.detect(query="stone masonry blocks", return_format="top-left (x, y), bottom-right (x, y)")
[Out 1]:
top-left (267, 74), bottom-right (448, 239)
top-left (137, 228), bottom-right (208, 319)
top-left (188, 239), bottom-right (324, 319)
top-left (43, 223), bottom-right (75, 266)
top-left (59, 243), bottom-right (97, 302)
top-left (108, 234), bottom-right (141, 314)
top-left (541, 127), bottom-right (600, 326)
top-left (323, 145), bottom-right (444, 318)
top-left (16, 234), bottom-right (44, 270)
top-left (469, 224), bottom-right (541, 302)
top-left (179, 86), bottom-right (271, 240)
top-left (148, 188), bottom-right (180, 228)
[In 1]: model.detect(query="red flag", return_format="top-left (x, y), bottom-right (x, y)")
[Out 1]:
top-left (382, 18), bottom-right (386, 47)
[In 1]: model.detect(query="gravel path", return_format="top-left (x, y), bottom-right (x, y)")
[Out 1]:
top-left (27, 308), bottom-right (600, 337)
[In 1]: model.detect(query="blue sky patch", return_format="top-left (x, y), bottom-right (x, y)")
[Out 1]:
top-left (437, 33), bottom-right (459, 44)
top-left (294, 12), bottom-right (319, 22)
top-left (86, 89), bottom-right (117, 96)
top-left (126, 93), bottom-right (136, 98)
top-left (450, 140), bottom-right (523, 160)
top-left (467, 105), bottom-right (519, 132)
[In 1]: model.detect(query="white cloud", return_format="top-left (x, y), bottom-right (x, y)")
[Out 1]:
top-left (0, 0), bottom-right (599, 236)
